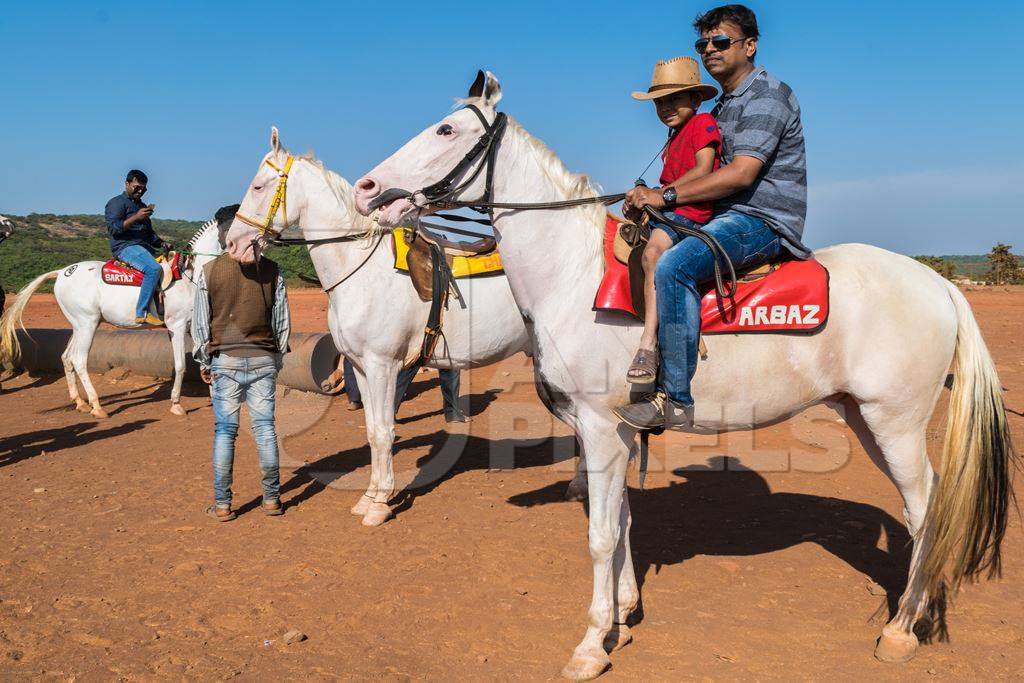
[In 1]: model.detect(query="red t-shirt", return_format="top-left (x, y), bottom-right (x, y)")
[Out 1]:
top-left (659, 112), bottom-right (721, 224)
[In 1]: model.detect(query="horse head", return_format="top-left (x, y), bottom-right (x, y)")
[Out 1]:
top-left (353, 70), bottom-right (504, 225)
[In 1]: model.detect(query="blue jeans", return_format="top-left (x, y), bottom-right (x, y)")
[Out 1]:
top-left (211, 354), bottom-right (281, 507)
top-left (655, 211), bottom-right (783, 405)
top-left (116, 244), bottom-right (162, 318)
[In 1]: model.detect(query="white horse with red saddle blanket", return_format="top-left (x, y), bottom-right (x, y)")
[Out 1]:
top-left (0, 217), bottom-right (226, 417)
top-left (353, 72), bottom-right (1015, 679)
top-left (221, 128), bottom-right (531, 526)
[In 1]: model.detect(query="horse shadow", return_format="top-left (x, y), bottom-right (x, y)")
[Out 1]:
top-left (508, 456), bottom-right (912, 621)
top-left (268, 430), bottom-right (577, 515)
top-left (397, 384), bottom-right (505, 425)
top-left (0, 419), bottom-right (158, 468)
top-left (0, 371), bottom-right (62, 395)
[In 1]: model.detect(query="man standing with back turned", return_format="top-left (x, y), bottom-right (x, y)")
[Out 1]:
top-left (193, 251), bottom-right (291, 521)
top-left (616, 4), bottom-right (811, 430)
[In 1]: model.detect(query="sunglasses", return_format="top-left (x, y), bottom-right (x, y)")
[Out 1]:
top-left (695, 34), bottom-right (746, 54)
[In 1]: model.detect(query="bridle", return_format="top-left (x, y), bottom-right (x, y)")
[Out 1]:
top-left (234, 155), bottom-right (296, 237)
top-left (233, 153), bottom-right (387, 292)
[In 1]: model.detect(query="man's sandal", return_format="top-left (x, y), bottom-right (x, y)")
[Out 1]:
top-left (626, 349), bottom-right (659, 384)
top-left (206, 505), bottom-right (236, 522)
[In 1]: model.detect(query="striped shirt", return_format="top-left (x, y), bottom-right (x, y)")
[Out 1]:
top-left (191, 264), bottom-right (290, 370)
top-left (712, 66), bottom-right (811, 258)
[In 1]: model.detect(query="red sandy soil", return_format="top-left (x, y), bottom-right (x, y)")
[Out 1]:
top-left (1, 289), bottom-right (1022, 680)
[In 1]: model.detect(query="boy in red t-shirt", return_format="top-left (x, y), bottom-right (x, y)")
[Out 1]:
top-left (624, 56), bottom-right (721, 384)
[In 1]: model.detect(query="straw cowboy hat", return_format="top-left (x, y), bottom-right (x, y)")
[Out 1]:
top-left (631, 56), bottom-right (718, 101)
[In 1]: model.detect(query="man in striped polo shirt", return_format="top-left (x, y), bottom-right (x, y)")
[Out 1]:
top-left (616, 3), bottom-right (811, 430)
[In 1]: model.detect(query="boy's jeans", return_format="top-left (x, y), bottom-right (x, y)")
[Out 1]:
top-left (116, 244), bottom-right (162, 318)
top-left (210, 354), bottom-right (281, 507)
top-left (655, 211), bottom-right (783, 406)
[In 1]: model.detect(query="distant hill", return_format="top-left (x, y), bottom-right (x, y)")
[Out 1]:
top-left (0, 213), bottom-right (318, 292)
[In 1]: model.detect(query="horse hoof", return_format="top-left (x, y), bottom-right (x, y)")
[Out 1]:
top-left (350, 495), bottom-right (371, 516)
top-left (75, 401), bottom-right (90, 413)
top-left (560, 651), bottom-right (610, 681)
top-left (565, 479), bottom-right (588, 502)
top-left (169, 403), bottom-right (186, 416)
top-left (91, 407), bottom-right (109, 419)
top-left (603, 624), bottom-right (632, 652)
top-left (874, 630), bottom-right (919, 663)
top-left (361, 503), bottom-right (392, 527)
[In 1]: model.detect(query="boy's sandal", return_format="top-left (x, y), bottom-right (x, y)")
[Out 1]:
top-left (626, 349), bottom-right (659, 384)
top-left (262, 500), bottom-right (284, 516)
top-left (206, 505), bottom-right (236, 522)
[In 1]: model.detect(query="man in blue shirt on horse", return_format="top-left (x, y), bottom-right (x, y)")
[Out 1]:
top-left (104, 169), bottom-right (172, 326)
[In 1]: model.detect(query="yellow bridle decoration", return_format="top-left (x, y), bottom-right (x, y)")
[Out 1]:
top-left (234, 155), bottom-right (295, 236)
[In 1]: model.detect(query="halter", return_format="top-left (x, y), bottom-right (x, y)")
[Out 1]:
top-left (234, 155), bottom-right (295, 236)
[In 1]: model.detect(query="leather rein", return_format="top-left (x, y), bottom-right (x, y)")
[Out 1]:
top-left (369, 104), bottom-right (737, 300)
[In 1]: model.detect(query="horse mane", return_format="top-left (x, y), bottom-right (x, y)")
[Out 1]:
top-left (296, 152), bottom-right (384, 238)
top-left (187, 217), bottom-right (220, 249)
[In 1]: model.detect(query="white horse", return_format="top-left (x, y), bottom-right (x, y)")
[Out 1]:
top-left (0, 217), bottom-right (226, 417)
top-left (352, 72), bottom-right (1015, 679)
top-left (222, 128), bottom-right (531, 526)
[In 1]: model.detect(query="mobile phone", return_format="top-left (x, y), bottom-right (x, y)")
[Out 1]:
top-left (147, 204), bottom-right (156, 211)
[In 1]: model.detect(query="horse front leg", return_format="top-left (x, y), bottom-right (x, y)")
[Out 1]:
top-left (168, 325), bottom-right (187, 416)
top-left (357, 358), bottom-right (401, 527)
top-left (561, 416), bottom-right (633, 681)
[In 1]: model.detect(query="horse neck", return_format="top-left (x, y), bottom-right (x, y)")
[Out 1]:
top-left (489, 125), bottom-right (606, 317)
top-left (291, 160), bottom-right (393, 289)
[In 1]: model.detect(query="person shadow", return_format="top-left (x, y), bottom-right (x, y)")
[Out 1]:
top-left (0, 419), bottom-right (158, 468)
top-left (508, 456), bottom-right (913, 624)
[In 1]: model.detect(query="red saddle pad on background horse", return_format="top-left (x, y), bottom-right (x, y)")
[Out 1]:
top-left (102, 252), bottom-right (182, 287)
top-left (594, 217), bottom-right (829, 334)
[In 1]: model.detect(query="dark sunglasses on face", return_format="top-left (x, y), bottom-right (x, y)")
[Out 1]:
top-left (695, 34), bottom-right (746, 54)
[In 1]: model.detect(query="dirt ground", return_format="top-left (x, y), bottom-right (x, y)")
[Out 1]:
top-left (1, 288), bottom-right (1022, 681)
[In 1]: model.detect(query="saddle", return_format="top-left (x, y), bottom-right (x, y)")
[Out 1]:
top-left (390, 227), bottom-right (503, 365)
top-left (101, 252), bottom-right (183, 290)
top-left (595, 215), bottom-right (829, 335)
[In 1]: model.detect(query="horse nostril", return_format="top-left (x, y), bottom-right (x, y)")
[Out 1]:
top-left (225, 238), bottom-right (236, 253)
top-left (355, 177), bottom-right (379, 195)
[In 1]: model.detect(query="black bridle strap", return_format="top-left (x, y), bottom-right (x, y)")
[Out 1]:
top-left (420, 105), bottom-right (507, 207)
top-left (645, 207), bottom-right (738, 301)
top-left (265, 232), bottom-right (371, 247)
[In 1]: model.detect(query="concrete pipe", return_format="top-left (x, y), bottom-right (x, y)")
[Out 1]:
top-left (13, 329), bottom-right (342, 395)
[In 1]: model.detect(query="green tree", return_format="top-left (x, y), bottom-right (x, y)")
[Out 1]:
top-left (914, 255), bottom-right (957, 280)
top-left (986, 243), bottom-right (1023, 284)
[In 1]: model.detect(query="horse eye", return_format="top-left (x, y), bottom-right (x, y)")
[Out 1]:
top-left (253, 184), bottom-right (263, 191)
top-left (436, 124), bottom-right (455, 136)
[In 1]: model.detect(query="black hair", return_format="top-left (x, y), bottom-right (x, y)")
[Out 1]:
top-left (126, 169), bottom-right (148, 184)
top-left (693, 4), bottom-right (759, 40)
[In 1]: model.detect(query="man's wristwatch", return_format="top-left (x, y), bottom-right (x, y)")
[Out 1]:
top-left (662, 186), bottom-right (677, 207)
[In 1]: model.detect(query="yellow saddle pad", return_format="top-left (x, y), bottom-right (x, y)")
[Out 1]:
top-left (391, 228), bottom-right (503, 278)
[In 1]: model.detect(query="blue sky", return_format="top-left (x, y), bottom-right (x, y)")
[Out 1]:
top-left (1, 0), bottom-right (1021, 254)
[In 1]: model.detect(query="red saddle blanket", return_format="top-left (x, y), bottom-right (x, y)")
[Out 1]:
top-left (594, 217), bottom-right (829, 334)
top-left (102, 252), bottom-right (182, 287)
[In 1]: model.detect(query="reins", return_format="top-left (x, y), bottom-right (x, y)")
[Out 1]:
top-left (382, 103), bottom-right (737, 301)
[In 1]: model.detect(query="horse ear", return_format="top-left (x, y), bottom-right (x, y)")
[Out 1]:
top-left (270, 126), bottom-right (282, 154)
top-left (482, 71), bottom-right (503, 107)
top-left (468, 70), bottom-right (486, 98)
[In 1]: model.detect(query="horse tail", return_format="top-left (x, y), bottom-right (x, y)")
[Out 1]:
top-left (921, 281), bottom-right (1017, 597)
top-left (0, 269), bottom-right (60, 367)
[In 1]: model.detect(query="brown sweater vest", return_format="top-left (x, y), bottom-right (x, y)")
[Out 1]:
top-left (203, 255), bottom-right (279, 358)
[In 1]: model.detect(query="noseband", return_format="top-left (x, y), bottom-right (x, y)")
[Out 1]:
top-left (234, 155), bottom-right (296, 237)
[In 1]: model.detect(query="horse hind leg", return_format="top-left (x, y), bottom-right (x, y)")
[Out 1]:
top-left (62, 335), bottom-right (89, 412)
top-left (69, 324), bottom-right (107, 418)
top-left (842, 397), bottom-right (937, 663)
